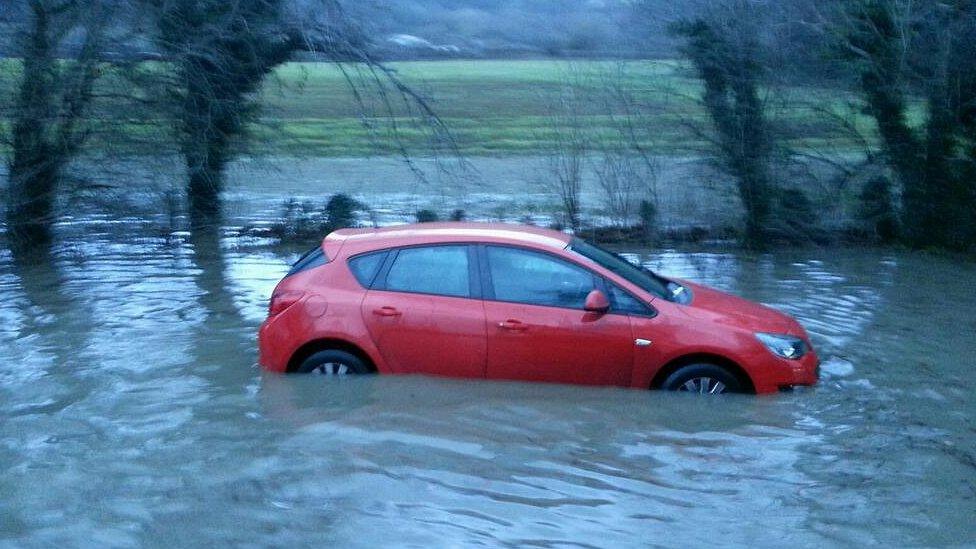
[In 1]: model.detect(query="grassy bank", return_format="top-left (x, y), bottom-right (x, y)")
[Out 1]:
top-left (0, 59), bottom-right (899, 157)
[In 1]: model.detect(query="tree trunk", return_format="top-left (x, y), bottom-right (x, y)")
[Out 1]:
top-left (5, 1), bottom-right (101, 253)
top-left (6, 2), bottom-right (57, 251)
top-left (676, 19), bottom-right (774, 249)
top-left (184, 140), bottom-right (225, 230)
top-left (735, 158), bottom-right (773, 249)
top-left (6, 158), bottom-right (59, 250)
top-left (181, 73), bottom-right (229, 231)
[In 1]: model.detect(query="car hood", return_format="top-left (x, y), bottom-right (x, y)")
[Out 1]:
top-left (678, 281), bottom-right (801, 335)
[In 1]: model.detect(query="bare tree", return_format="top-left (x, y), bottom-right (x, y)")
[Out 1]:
top-left (537, 61), bottom-right (666, 236)
top-left (538, 73), bottom-right (589, 232)
top-left (592, 62), bottom-right (661, 232)
top-left (146, 0), bottom-right (459, 233)
top-left (3, 0), bottom-right (106, 251)
top-left (593, 151), bottom-right (645, 228)
top-left (146, 0), bottom-right (306, 231)
top-left (671, 1), bottom-right (776, 249)
top-left (827, 0), bottom-right (976, 249)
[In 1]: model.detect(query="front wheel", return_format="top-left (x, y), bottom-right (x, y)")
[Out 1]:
top-left (661, 364), bottom-right (742, 395)
top-left (296, 350), bottom-right (371, 376)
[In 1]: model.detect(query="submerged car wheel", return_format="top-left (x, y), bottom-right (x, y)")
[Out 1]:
top-left (662, 364), bottom-right (741, 395)
top-left (297, 350), bottom-right (370, 376)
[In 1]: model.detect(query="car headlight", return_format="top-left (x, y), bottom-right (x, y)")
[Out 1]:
top-left (755, 333), bottom-right (807, 360)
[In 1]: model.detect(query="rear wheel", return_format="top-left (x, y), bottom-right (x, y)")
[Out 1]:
top-left (661, 364), bottom-right (742, 395)
top-left (296, 350), bottom-right (370, 376)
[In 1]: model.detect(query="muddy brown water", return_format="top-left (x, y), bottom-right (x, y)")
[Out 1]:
top-left (1, 218), bottom-right (974, 547)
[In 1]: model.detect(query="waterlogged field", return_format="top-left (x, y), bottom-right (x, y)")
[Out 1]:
top-left (0, 59), bottom-right (894, 156)
top-left (219, 155), bottom-right (746, 232)
top-left (0, 212), bottom-right (974, 546)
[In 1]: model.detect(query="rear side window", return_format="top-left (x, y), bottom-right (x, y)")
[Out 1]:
top-left (287, 247), bottom-right (328, 277)
top-left (385, 246), bottom-right (471, 298)
top-left (348, 251), bottom-right (387, 288)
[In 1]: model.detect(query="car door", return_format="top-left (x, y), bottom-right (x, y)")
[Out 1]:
top-left (603, 281), bottom-right (667, 387)
top-left (481, 245), bottom-right (634, 386)
top-left (361, 244), bottom-right (487, 378)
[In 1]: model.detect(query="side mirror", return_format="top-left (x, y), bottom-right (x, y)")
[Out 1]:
top-left (584, 289), bottom-right (610, 314)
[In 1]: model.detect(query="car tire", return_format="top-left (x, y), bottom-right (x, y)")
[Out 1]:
top-left (296, 350), bottom-right (371, 376)
top-left (661, 364), bottom-right (742, 395)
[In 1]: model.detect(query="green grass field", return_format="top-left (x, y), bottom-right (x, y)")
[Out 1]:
top-left (0, 59), bottom-right (893, 157)
top-left (256, 60), bottom-right (883, 156)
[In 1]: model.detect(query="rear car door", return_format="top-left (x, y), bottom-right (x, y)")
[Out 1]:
top-left (481, 245), bottom-right (634, 386)
top-left (360, 244), bottom-right (487, 378)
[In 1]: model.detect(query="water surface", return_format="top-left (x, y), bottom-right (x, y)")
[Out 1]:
top-left (1, 220), bottom-right (974, 547)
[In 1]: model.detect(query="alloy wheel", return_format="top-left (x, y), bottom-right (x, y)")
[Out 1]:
top-left (312, 362), bottom-right (350, 375)
top-left (678, 376), bottom-right (727, 395)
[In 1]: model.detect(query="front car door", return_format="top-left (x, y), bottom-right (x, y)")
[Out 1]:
top-left (481, 245), bottom-right (634, 386)
top-left (361, 244), bottom-right (486, 378)
top-left (603, 280), bottom-right (665, 387)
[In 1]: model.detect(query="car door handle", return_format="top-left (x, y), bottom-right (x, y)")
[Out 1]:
top-left (373, 306), bottom-right (402, 317)
top-left (497, 319), bottom-right (528, 332)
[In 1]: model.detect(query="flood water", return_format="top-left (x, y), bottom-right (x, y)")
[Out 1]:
top-left (1, 218), bottom-right (975, 547)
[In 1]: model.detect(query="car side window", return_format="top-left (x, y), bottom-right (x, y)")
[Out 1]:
top-left (348, 251), bottom-right (387, 288)
top-left (287, 247), bottom-right (328, 277)
top-left (486, 246), bottom-right (596, 309)
top-left (385, 246), bottom-right (471, 298)
top-left (607, 283), bottom-right (656, 317)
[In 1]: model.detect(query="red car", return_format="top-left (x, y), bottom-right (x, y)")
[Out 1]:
top-left (258, 223), bottom-right (818, 394)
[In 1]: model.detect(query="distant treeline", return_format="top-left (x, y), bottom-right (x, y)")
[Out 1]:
top-left (0, 0), bottom-right (682, 61)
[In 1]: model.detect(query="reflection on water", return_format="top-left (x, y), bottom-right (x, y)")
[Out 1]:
top-left (1, 218), bottom-right (975, 547)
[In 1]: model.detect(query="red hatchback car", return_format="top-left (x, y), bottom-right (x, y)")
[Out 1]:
top-left (259, 223), bottom-right (819, 394)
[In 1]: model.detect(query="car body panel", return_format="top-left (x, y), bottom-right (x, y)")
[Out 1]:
top-left (258, 251), bottom-right (385, 374)
top-left (678, 281), bottom-right (798, 335)
top-left (361, 290), bottom-right (487, 378)
top-left (483, 301), bottom-right (635, 386)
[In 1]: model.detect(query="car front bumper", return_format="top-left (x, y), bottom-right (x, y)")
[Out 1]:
top-left (752, 349), bottom-right (820, 394)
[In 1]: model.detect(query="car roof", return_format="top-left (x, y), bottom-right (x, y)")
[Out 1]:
top-left (325, 222), bottom-right (572, 255)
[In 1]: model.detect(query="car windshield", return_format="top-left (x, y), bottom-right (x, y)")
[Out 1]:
top-left (568, 238), bottom-right (679, 301)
